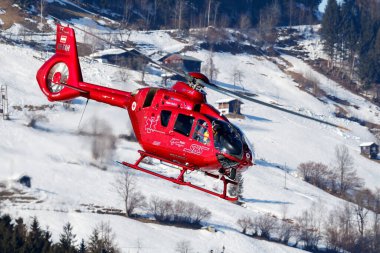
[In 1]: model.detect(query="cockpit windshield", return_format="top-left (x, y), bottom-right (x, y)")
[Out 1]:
top-left (210, 118), bottom-right (243, 159)
top-left (235, 125), bottom-right (255, 161)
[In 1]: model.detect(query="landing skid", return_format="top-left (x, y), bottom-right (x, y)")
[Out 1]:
top-left (119, 150), bottom-right (238, 201)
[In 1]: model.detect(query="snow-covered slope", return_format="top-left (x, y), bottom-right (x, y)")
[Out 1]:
top-left (1, 22), bottom-right (380, 252)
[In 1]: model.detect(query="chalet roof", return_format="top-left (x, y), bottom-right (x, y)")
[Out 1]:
top-left (216, 98), bottom-right (244, 104)
top-left (181, 55), bottom-right (202, 62)
top-left (161, 53), bottom-right (202, 62)
top-left (90, 48), bottom-right (140, 58)
top-left (359, 142), bottom-right (378, 147)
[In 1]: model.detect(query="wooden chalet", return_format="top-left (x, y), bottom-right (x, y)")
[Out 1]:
top-left (93, 48), bottom-right (147, 70)
top-left (216, 98), bottom-right (244, 119)
top-left (360, 142), bottom-right (379, 159)
top-left (160, 53), bottom-right (202, 73)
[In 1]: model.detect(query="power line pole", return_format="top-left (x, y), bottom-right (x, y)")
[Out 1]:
top-left (0, 85), bottom-right (9, 120)
top-left (284, 163), bottom-right (288, 190)
top-left (40, 0), bottom-right (45, 29)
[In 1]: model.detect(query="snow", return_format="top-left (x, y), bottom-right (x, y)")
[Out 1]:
top-left (25, 17), bottom-right (37, 23)
top-left (216, 98), bottom-right (241, 103)
top-left (128, 30), bottom-right (188, 56)
top-left (282, 54), bottom-right (380, 125)
top-left (319, 0), bottom-right (344, 13)
top-left (360, 142), bottom-right (376, 147)
top-left (1, 24), bottom-right (380, 253)
top-left (90, 48), bottom-right (133, 58)
top-left (5, 23), bottom-right (26, 35)
top-left (0, 19), bottom-right (3, 26)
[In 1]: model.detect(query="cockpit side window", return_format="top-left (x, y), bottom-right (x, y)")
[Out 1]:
top-left (143, 88), bottom-right (158, 108)
top-left (174, 114), bottom-right (194, 137)
top-left (160, 110), bottom-right (172, 127)
top-left (192, 120), bottom-right (210, 145)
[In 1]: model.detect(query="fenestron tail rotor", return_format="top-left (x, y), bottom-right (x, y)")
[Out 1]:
top-left (47, 62), bottom-right (68, 93)
top-left (50, 16), bottom-right (347, 130)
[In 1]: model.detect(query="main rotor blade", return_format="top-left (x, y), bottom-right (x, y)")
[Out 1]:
top-left (51, 16), bottom-right (346, 130)
top-left (50, 16), bottom-right (189, 79)
top-left (203, 82), bottom-right (347, 130)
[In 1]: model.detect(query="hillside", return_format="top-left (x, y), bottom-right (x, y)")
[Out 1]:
top-left (0, 1), bottom-right (380, 253)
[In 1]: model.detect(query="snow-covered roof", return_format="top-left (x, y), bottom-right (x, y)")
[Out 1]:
top-left (90, 48), bottom-right (136, 58)
top-left (160, 53), bottom-right (202, 62)
top-left (359, 142), bottom-right (377, 147)
top-left (216, 98), bottom-right (243, 104)
top-left (181, 55), bottom-right (202, 62)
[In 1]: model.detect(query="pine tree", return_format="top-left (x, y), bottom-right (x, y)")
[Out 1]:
top-left (0, 214), bottom-right (13, 253)
top-left (87, 228), bottom-right (101, 253)
top-left (12, 218), bottom-right (28, 253)
top-left (340, 0), bottom-right (359, 64)
top-left (78, 239), bottom-right (87, 253)
top-left (58, 222), bottom-right (77, 253)
top-left (374, 27), bottom-right (380, 83)
top-left (26, 217), bottom-right (51, 253)
top-left (321, 0), bottom-right (341, 68)
top-left (42, 230), bottom-right (52, 253)
top-left (358, 14), bottom-right (379, 87)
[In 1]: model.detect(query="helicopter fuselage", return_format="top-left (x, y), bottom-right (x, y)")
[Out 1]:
top-left (127, 82), bottom-right (253, 173)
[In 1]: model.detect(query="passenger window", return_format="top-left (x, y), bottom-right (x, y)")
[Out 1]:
top-left (160, 110), bottom-right (172, 127)
top-left (193, 120), bottom-right (210, 145)
top-left (174, 114), bottom-right (194, 137)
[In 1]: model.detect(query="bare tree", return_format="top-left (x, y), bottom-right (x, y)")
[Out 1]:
top-left (149, 197), bottom-right (211, 225)
top-left (334, 145), bottom-right (363, 196)
top-left (324, 203), bottom-right (357, 252)
top-left (239, 13), bottom-right (251, 31)
top-left (373, 188), bottom-right (380, 252)
top-left (83, 117), bottom-right (117, 168)
top-left (188, 202), bottom-right (211, 225)
top-left (278, 221), bottom-right (296, 244)
top-left (202, 50), bottom-right (219, 82)
top-left (175, 240), bottom-right (193, 253)
top-left (258, 0), bottom-right (281, 43)
top-left (206, 0), bottom-right (212, 27)
top-left (212, 1), bottom-right (220, 26)
top-left (117, 69), bottom-right (130, 83)
top-left (149, 196), bottom-right (173, 222)
top-left (296, 203), bottom-right (323, 250)
top-left (237, 216), bottom-right (253, 235)
top-left (115, 169), bottom-right (146, 217)
top-left (175, 0), bottom-right (186, 31)
top-left (88, 221), bottom-right (120, 253)
top-left (83, 25), bottom-right (104, 54)
top-left (353, 189), bottom-right (372, 237)
top-left (255, 213), bottom-right (277, 239)
top-left (297, 161), bottom-right (330, 189)
top-left (231, 67), bottom-right (245, 90)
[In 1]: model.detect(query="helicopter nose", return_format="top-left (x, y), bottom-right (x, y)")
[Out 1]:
top-left (244, 151), bottom-right (254, 166)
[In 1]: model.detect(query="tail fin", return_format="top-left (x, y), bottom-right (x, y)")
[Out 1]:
top-left (36, 24), bottom-right (84, 102)
top-left (36, 25), bottom-right (131, 108)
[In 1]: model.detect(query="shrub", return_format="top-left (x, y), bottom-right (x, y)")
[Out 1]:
top-left (149, 197), bottom-right (211, 225)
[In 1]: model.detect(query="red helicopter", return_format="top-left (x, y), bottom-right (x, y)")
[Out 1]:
top-left (36, 24), bottom-right (343, 201)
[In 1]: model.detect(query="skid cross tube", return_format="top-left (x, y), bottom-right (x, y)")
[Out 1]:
top-left (119, 150), bottom-right (238, 201)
